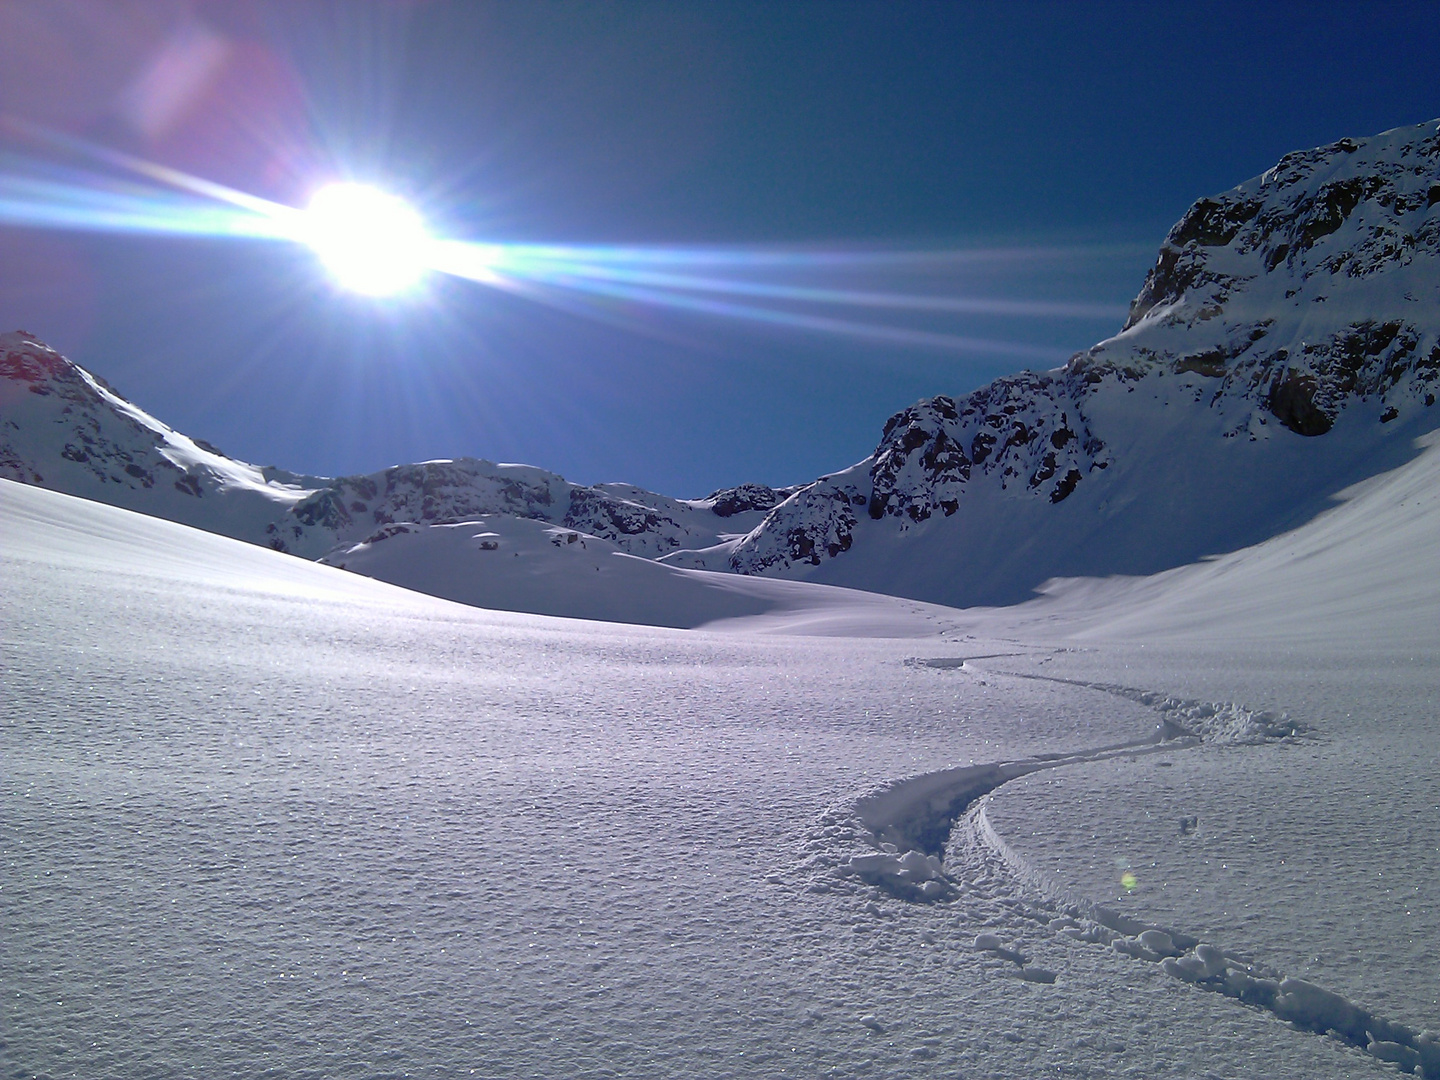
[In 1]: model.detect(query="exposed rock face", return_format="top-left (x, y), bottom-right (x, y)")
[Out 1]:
top-left (1116, 123), bottom-right (1440, 437)
top-left (725, 476), bottom-right (866, 573)
top-left (722, 371), bottom-right (1107, 576)
top-left (563, 485), bottom-right (694, 555)
top-left (705, 483), bottom-right (794, 517)
top-left (724, 120), bottom-right (1440, 586)
top-left (866, 373), bottom-right (1104, 522)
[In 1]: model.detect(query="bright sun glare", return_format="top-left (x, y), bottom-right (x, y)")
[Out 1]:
top-left (302, 182), bottom-right (431, 296)
top-left (0, 122), bottom-right (1127, 345)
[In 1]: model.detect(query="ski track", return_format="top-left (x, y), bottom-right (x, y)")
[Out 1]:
top-left (798, 657), bottom-right (1439, 1078)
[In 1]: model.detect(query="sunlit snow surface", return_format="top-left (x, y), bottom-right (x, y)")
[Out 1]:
top-left (318, 512), bottom-right (972, 633)
top-left (3, 477), bottom-right (1436, 1078)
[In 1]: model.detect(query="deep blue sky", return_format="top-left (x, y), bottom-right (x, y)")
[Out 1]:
top-left (3, 1), bottom-right (1438, 495)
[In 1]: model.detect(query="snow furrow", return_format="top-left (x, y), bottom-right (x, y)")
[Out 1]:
top-left (800, 662), bottom-right (1205, 904)
top-left (805, 660), bottom-right (1432, 1075)
top-left (966, 797), bottom-right (1440, 1075)
top-left (906, 655), bottom-right (1311, 744)
top-left (830, 736), bottom-right (1189, 902)
top-left (986, 668), bottom-right (1311, 744)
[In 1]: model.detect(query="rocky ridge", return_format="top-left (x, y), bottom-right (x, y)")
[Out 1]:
top-left (0, 331), bottom-right (790, 562)
top-left (708, 120), bottom-right (1440, 594)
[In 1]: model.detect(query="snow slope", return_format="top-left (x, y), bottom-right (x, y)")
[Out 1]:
top-left (5, 474), bottom-right (1436, 1078)
top-left (952, 425), bottom-right (1440, 647)
top-left (890, 422), bottom-right (1440, 1063)
top-left (315, 508), bottom-right (968, 633)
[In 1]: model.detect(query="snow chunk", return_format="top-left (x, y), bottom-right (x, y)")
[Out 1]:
top-left (1136, 929), bottom-right (1180, 956)
top-left (1194, 943), bottom-right (1227, 977)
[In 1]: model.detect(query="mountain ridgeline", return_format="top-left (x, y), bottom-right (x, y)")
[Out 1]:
top-left (683, 119), bottom-right (1440, 604)
top-left (0, 333), bottom-right (797, 563)
top-left (4, 120), bottom-right (1438, 612)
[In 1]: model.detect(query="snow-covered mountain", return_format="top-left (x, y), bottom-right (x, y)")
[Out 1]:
top-left (670, 119), bottom-right (1440, 605)
top-left (0, 328), bottom-right (793, 562)
top-left (4, 119), bottom-right (1438, 614)
top-left (0, 333), bottom-right (323, 549)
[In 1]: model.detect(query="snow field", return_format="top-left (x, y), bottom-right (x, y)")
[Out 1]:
top-left (975, 787), bottom-right (1440, 1075)
top-left (811, 647), bottom-right (1438, 1073)
top-left (0, 482), bottom-right (1405, 1078)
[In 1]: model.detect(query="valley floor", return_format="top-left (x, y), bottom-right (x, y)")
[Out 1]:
top-left (2, 480), bottom-right (1435, 1079)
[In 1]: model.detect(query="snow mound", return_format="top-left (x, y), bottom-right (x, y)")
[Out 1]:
top-left (318, 512), bottom-right (965, 632)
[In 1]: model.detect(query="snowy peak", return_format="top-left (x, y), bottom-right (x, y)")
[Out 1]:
top-left (1129, 123), bottom-right (1440, 330)
top-left (0, 331), bottom-right (317, 546)
top-left (1112, 119), bottom-right (1440, 436)
top-left (276, 458), bottom-right (573, 556)
top-left (703, 482), bottom-right (799, 517)
top-left (718, 120), bottom-right (1440, 598)
top-left (1, 330), bottom-right (65, 386)
top-left (275, 457), bottom-right (763, 560)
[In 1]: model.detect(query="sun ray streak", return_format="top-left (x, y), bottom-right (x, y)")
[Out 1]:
top-left (519, 272), bottom-right (1074, 360)
top-left (468, 252), bottom-right (1124, 319)
top-left (0, 122), bottom-right (1119, 352)
top-left (468, 239), bottom-right (1149, 268)
top-left (3, 116), bottom-right (297, 222)
top-left (0, 173), bottom-right (294, 239)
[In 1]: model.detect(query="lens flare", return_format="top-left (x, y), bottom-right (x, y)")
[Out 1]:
top-left (300, 183), bottom-right (431, 296)
top-left (0, 122), bottom-right (1130, 345)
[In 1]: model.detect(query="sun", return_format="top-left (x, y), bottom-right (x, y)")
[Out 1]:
top-left (301, 182), bottom-right (432, 296)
